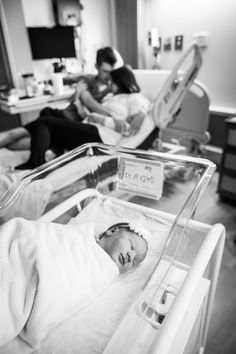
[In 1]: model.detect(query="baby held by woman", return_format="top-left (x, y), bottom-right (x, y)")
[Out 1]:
top-left (0, 218), bottom-right (149, 351)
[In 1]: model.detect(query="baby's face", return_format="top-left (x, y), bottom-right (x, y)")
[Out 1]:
top-left (101, 228), bottom-right (148, 273)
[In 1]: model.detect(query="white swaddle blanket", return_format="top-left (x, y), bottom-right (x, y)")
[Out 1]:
top-left (0, 218), bottom-right (119, 352)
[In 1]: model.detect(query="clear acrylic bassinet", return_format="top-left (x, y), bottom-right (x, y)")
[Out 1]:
top-left (0, 143), bottom-right (225, 354)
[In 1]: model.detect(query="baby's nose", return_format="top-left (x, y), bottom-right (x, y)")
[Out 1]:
top-left (126, 251), bottom-right (134, 263)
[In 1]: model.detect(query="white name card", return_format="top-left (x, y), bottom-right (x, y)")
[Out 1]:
top-left (117, 156), bottom-right (164, 200)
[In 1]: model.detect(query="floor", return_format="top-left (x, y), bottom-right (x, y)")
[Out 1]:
top-left (195, 173), bottom-right (236, 354)
top-left (132, 171), bottom-right (236, 354)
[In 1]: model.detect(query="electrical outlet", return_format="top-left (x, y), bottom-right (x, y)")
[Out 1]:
top-left (175, 35), bottom-right (183, 50)
top-left (164, 37), bottom-right (172, 51)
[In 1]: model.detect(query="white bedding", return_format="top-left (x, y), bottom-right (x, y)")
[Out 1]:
top-left (0, 194), bottom-right (171, 354)
top-left (35, 196), bottom-right (170, 354)
top-left (0, 218), bottom-right (118, 353)
top-left (0, 148), bottom-right (29, 170)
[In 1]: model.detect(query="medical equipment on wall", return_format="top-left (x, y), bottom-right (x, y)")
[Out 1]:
top-left (0, 143), bottom-right (225, 353)
top-left (148, 28), bottom-right (161, 70)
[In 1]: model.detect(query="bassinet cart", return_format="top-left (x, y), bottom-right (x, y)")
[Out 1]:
top-left (0, 143), bottom-right (225, 354)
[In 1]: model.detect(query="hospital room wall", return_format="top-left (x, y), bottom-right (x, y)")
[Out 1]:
top-left (21, 0), bottom-right (113, 77)
top-left (142, 0), bottom-right (236, 109)
top-left (0, 0), bottom-right (34, 87)
top-left (79, 0), bottom-right (115, 72)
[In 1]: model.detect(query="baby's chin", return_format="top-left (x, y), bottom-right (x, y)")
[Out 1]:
top-left (115, 259), bottom-right (133, 274)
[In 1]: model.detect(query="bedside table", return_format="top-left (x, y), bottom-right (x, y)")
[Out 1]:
top-left (218, 117), bottom-right (236, 202)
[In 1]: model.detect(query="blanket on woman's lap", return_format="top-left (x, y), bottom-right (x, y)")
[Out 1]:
top-left (0, 218), bottom-right (118, 352)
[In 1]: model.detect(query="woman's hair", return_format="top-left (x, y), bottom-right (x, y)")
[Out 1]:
top-left (110, 65), bottom-right (140, 94)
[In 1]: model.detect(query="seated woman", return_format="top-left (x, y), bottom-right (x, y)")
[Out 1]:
top-left (0, 66), bottom-right (153, 169)
top-left (0, 217), bottom-right (149, 349)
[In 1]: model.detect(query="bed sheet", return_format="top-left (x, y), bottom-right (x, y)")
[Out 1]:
top-left (0, 148), bottom-right (29, 170)
top-left (30, 196), bottom-right (172, 354)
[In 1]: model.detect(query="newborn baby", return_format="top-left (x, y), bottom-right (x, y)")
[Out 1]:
top-left (0, 218), bottom-right (149, 351)
top-left (98, 222), bottom-right (148, 273)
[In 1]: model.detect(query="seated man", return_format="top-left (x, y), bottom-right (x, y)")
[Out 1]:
top-left (61, 46), bottom-right (123, 120)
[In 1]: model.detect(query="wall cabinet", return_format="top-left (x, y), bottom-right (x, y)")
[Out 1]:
top-left (218, 117), bottom-right (236, 202)
top-left (52, 0), bottom-right (83, 26)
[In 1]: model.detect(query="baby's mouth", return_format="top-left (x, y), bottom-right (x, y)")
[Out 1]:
top-left (118, 253), bottom-right (125, 266)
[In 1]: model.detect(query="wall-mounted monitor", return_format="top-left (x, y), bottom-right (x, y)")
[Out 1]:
top-left (27, 26), bottom-right (76, 60)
